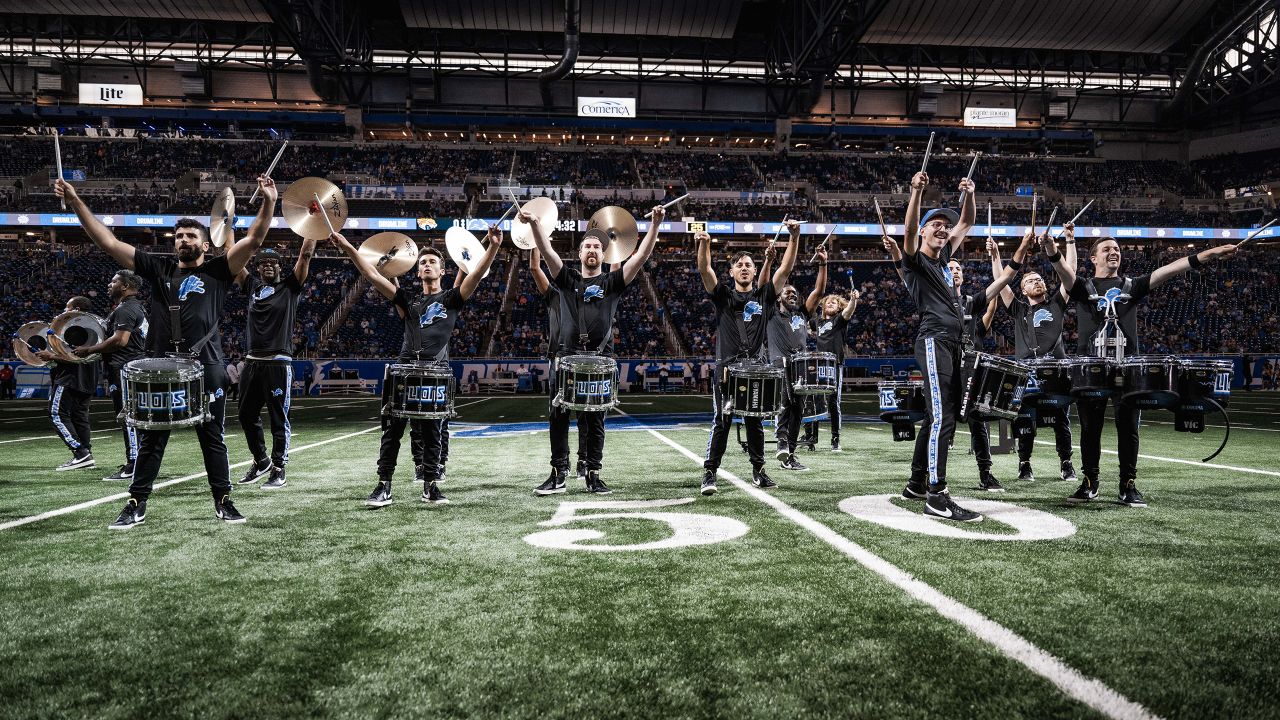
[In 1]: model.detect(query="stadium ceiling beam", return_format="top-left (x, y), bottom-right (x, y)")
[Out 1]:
top-left (1170, 0), bottom-right (1280, 120)
top-left (764, 0), bottom-right (892, 116)
top-left (257, 0), bottom-right (374, 105)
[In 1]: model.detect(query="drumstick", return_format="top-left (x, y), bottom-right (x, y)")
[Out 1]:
top-left (769, 213), bottom-right (789, 248)
top-left (54, 132), bottom-right (65, 210)
top-left (957, 152), bottom-right (980, 207)
top-left (1052, 199), bottom-right (1095, 238)
top-left (873, 197), bottom-right (889, 237)
top-left (986, 201), bottom-right (992, 237)
top-left (313, 192), bottom-right (338, 235)
top-left (1042, 205), bottom-right (1059, 238)
top-left (808, 225), bottom-right (836, 263)
top-left (644, 193), bottom-right (690, 218)
top-left (920, 131), bottom-right (935, 174)
top-left (1029, 193), bottom-right (1038, 237)
top-left (1236, 218), bottom-right (1278, 247)
top-left (249, 141), bottom-right (289, 204)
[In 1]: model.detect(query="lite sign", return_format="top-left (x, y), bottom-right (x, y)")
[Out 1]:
top-left (78, 83), bottom-right (144, 106)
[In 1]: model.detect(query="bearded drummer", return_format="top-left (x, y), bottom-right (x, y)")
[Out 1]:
top-left (696, 220), bottom-right (800, 496)
top-left (56, 177), bottom-right (277, 530)
top-left (329, 229), bottom-right (501, 508)
top-left (33, 296), bottom-right (100, 472)
top-left (524, 206), bottom-right (663, 496)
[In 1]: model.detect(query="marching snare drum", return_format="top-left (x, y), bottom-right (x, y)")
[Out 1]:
top-left (1120, 355), bottom-right (1181, 409)
top-left (960, 352), bottom-right (1030, 421)
top-left (789, 351), bottom-right (839, 395)
top-left (1066, 356), bottom-right (1118, 398)
top-left (1022, 357), bottom-right (1075, 409)
top-left (386, 362), bottom-right (456, 419)
top-left (1177, 358), bottom-right (1234, 407)
top-left (726, 361), bottom-right (784, 417)
top-left (121, 356), bottom-right (209, 429)
top-left (553, 354), bottom-right (618, 412)
top-left (878, 380), bottom-right (926, 424)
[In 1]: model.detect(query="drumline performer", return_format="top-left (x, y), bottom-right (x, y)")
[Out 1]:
top-left (805, 284), bottom-right (860, 453)
top-left (948, 257), bottom-right (1004, 492)
top-left (526, 205), bottom-right (664, 496)
top-left (768, 244), bottom-right (830, 472)
top-left (528, 246), bottom-right (588, 488)
top-left (988, 230), bottom-right (1078, 484)
top-left (329, 228), bottom-right (501, 507)
top-left (233, 240), bottom-right (316, 491)
top-left (1042, 234), bottom-right (1238, 507)
top-left (35, 296), bottom-right (100, 472)
top-left (71, 271), bottom-right (148, 480)
top-left (56, 176), bottom-right (277, 529)
top-left (697, 220), bottom-right (801, 496)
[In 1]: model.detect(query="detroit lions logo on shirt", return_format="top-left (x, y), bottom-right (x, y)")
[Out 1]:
top-left (742, 301), bottom-right (763, 322)
top-left (1032, 308), bottom-right (1054, 327)
top-left (419, 302), bottom-right (447, 327)
top-left (1096, 286), bottom-right (1124, 311)
top-left (818, 320), bottom-right (833, 336)
top-left (272, 388), bottom-right (284, 397)
top-left (584, 285), bottom-right (604, 302)
top-left (789, 315), bottom-right (806, 332)
top-left (253, 285), bottom-right (276, 302)
top-left (138, 318), bottom-right (149, 339)
top-left (177, 276), bottom-right (205, 301)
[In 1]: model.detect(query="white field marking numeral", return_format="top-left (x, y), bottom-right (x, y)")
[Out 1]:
top-left (523, 498), bottom-right (750, 552)
top-left (838, 494), bottom-right (1077, 541)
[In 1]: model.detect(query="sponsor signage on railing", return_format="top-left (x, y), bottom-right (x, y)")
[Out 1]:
top-left (577, 96), bottom-right (637, 118)
top-left (77, 83), bottom-right (144, 106)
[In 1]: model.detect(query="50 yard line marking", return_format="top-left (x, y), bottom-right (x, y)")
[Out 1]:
top-left (622, 412), bottom-right (1158, 720)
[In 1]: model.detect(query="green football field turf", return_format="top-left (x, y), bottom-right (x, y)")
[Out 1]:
top-left (1, 391), bottom-right (1278, 719)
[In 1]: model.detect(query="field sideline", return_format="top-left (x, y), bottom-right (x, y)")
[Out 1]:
top-left (1, 391), bottom-right (1278, 719)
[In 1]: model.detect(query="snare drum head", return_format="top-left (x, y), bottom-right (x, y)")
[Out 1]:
top-left (728, 361), bottom-right (784, 378)
top-left (560, 354), bottom-right (618, 373)
top-left (124, 356), bottom-right (204, 380)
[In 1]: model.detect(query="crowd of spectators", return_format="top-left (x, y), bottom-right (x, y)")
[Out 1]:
top-left (1192, 147), bottom-right (1280, 193)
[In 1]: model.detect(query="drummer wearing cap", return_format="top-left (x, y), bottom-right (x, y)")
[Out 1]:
top-left (55, 176), bottom-right (277, 530)
top-left (329, 227), bottom-right (501, 508)
top-left (524, 205), bottom-right (664, 496)
top-left (35, 296), bottom-right (100, 472)
top-left (233, 240), bottom-right (316, 491)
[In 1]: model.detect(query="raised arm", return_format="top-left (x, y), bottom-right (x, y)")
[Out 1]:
top-left (522, 210), bottom-right (562, 279)
top-left (329, 231), bottom-right (397, 300)
top-left (293, 235), bottom-right (317, 284)
top-left (1149, 243), bottom-right (1238, 290)
top-left (623, 205), bottom-right (663, 284)
top-left (948, 178), bottom-right (976, 255)
top-left (226, 176), bottom-right (277, 275)
top-left (695, 231), bottom-right (717, 293)
top-left (841, 288), bottom-right (860, 321)
top-left (772, 218), bottom-right (801, 293)
top-left (54, 179), bottom-right (135, 269)
top-left (982, 230), bottom-right (1036, 301)
top-left (804, 245), bottom-right (828, 313)
top-left (1058, 222), bottom-right (1077, 301)
top-left (458, 225), bottom-right (503, 300)
top-left (882, 235), bottom-right (906, 283)
top-left (981, 297), bottom-right (998, 331)
top-left (73, 329), bottom-right (130, 358)
top-left (757, 244), bottom-right (776, 288)
top-left (902, 172), bottom-right (928, 256)
top-left (988, 237), bottom-right (1014, 307)
top-left (530, 247), bottom-right (550, 294)
top-left (1040, 229), bottom-right (1076, 292)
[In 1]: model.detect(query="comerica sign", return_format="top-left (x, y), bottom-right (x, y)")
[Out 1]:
top-left (577, 97), bottom-right (637, 118)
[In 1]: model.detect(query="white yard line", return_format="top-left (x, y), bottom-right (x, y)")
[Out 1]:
top-left (0, 430), bottom-right (115, 445)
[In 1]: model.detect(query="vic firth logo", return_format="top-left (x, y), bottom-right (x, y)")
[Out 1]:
top-left (99, 87), bottom-right (125, 102)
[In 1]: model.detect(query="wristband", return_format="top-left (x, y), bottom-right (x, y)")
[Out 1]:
top-left (1188, 253), bottom-right (1204, 270)
top-left (1007, 259), bottom-right (1023, 271)
top-left (1046, 252), bottom-right (1061, 263)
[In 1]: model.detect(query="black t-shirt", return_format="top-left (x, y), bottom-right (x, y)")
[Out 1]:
top-left (542, 286), bottom-right (566, 359)
top-left (1068, 274), bottom-right (1152, 355)
top-left (1009, 293), bottom-right (1068, 359)
top-left (133, 250), bottom-right (235, 365)
top-left (392, 286), bottom-right (466, 361)
top-left (961, 292), bottom-right (991, 343)
top-left (553, 266), bottom-right (628, 354)
top-left (244, 270), bottom-right (304, 357)
top-left (900, 245), bottom-right (964, 342)
top-left (49, 359), bottom-right (100, 395)
top-left (767, 307), bottom-right (809, 361)
top-left (103, 297), bottom-right (148, 371)
top-left (710, 282), bottom-right (777, 361)
top-left (811, 312), bottom-right (850, 359)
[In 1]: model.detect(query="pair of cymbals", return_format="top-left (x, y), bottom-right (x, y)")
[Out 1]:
top-left (208, 187), bottom-right (235, 248)
top-left (48, 311), bottom-right (108, 363)
top-left (358, 232), bottom-right (420, 278)
top-left (588, 206), bottom-right (640, 263)
top-left (444, 226), bottom-right (491, 279)
top-left (13, 321), bottom-right (53, 366)
top-left (282, 177), bottom-right (348, 240)
top-left (510, 196), bottom-right (558, 251)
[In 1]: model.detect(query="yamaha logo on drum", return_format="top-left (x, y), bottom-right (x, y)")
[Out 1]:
top-left (408, 385), bottom-right (449, 403)
top-left (137, 390), bottom-right (188, 412)
top-left (575, 380), bottom-right (611, 397)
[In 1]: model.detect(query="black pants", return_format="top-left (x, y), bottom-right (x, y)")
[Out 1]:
top-left (969, 420), bottom-right (991, 473)
top-left (411, 418), bottom-right (450, 468)
top-left (379, 415), bottom-right (446, 481)
top-left (911, 337), bottom-right (961, 489)
top-left (705, 370), bottom-right (764, 471)
top-left (238, 360), bottom-right (293, 467)
top-left (1017, 405), bottom-right (1074, 464)
top-left (107, 368), bottom-right (138, 464)
top-left (803, 367), bottom-right (843, 443)
top-left (228, 381), bottom-right (239, 401)
top-left (1077, 396), bottom-right (1140, 483)
top-left (129, 363), bottom-right (230, 502)
top-left (775, 380), bottom-right (803, 456)
top-left (50, 384), bottom-right (92, 455)
top-left (548, 363), bottom-right (604, 472)
top-left (0, 377), bottom-right (14, 399)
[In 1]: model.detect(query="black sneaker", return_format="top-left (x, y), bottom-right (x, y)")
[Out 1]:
top-left (780, 455), bottom-right (809, 472)
top-left (902, 480), bottom-right (928, 500)
top-left (238, 458), bottom-right (271, 485)
top-left (700, 469), bottom-right (718, 496)
top-left (576, 460), bottom-right (587, 484)
top-left (831, 440), bottom-right (843, 454)
top-left (102, 463), bottom-right (134, 482)
top-left (414, 464), bottom-right (426, 484)
top-left (215, 495), bottom-right (246, 524)
top-left (436, 464), bottom-right (447, 485)
top-left (422, 481), bottom-right (450, 504)
top-left (365, 480), bottom-right (393, 507)
top-left (586, 471), bottom-right (613, 495)
top-left (1017, 462), bottom-right (1035, 482)
top-left (56, 451), bottom-right (94, 472)
top-left (108, 498), bottom-right (146, 530)
top-left (978, 472), bottom-right (1005, 493)
top-left (1119, 481), bottom-right (1147, 508)
top-left (1066, 478), bottom-right (1099, 504)
top-left (924, 490), bottom-right (983, 523)
top-left (262, 466), bottom-right (287, 490)
top-left (1061, 460), bottom-right (1078, 483)
top-left (803, 440), bottom-right (817, 452)
top-left (534, 470), bottom-right (568, 496)
top-left (774, 448), bottom-right (790, 461)
top-left (752, 467), bottom-right (778, 489)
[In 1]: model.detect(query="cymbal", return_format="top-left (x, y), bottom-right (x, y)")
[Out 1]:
top-left (589, 206), bottom-right (639, 263)
top-left (48, 310), bottom-right (108, 363)
top-left (282, 177), bottom-right (347, 240)
top-left (359, 232), bottom-right (419, 278)
top-left (510, 196), bottom-right (559, 251)
top-left (14, 321), bottom-right (53, 367)
top-left (208, 187), bottom-right (235, 248)
top-left (445, 226), bottom-right (490, 279)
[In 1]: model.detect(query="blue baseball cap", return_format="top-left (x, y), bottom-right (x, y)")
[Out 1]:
top-left (919, 208), bottom-right (959, 229)
top-left (256, 248), bottom-right (282, 264)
